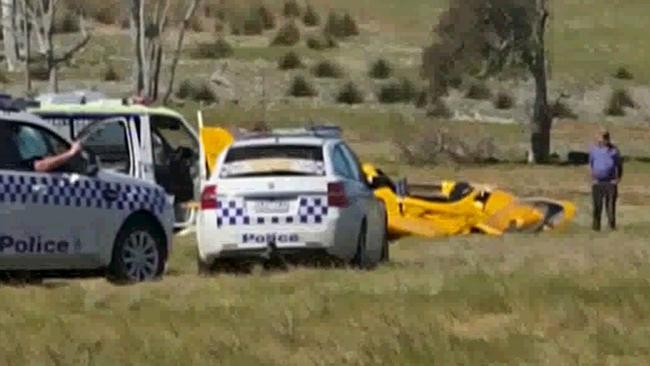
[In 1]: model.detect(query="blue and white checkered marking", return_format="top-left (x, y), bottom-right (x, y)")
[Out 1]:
top-left (216, 196), bottom-right (329, 227)
top-left (0, 173), bottom-right (167, 215)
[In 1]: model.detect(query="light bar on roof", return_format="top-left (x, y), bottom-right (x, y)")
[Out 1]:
top-left (237, 125), bottom-right (342, 140)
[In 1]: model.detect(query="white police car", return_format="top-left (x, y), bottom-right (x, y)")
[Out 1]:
top-left (0, 102), bottom-right (174, 282)
top-left (196, 126), bottom-right (388, 272)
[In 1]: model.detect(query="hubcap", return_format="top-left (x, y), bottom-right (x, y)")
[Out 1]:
top-left (122, 231), bottom-right (159, 281)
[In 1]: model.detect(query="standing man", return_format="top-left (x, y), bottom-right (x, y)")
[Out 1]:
top-left (589, 130), bottom-right (623, 231)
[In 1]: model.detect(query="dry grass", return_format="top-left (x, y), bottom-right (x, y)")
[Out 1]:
top-left (2, 116), bottom-right (650, 364)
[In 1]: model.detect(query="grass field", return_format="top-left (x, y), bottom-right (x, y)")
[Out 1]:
top-left (2, 116), bottom-right (650, 365)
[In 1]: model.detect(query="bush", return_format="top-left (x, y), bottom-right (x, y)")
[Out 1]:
top-left (0, 70), bottom-right (8, 84)
top-left (278, 51), bottom-right (303, 70)
top-left (191, 38), bottom-right (234, 59)
top-left (323, 12), bottom-right (342, 38)
top-left (614, 66), bottom-right (634, 80)
top-left (312, 60), bottom-right (343, 78)
top-left (54, 8), bottom-right (80, 34)
top-left (214, 20), bottom-right (225, 33)
top-left (243, 9), bottom-right (264, 35)
top-left (271, 21), bottom-right (301, 46)
top-left (306, 37), bottom-right (324, 50)
top-left (258, 5), bottom-right (276, 30)
top-left (427, 99), bottom-right (452, 118)
top-left (369, 59), bottom-right (392, 79)
top-left (377, 78), bottom-right (416, 104)
top-left (189, 15), bottom-right (205, 32)
top-left (102, 64), bottom-right (121, 82)
top-left (288, 75), bottom-right (317, 97)
top-left (337, 82), bottom-right (364, 104)
top-left (465, 82), bottom-right (492, 100)
top-left (550, 100), bottom-right (578, 120)
top-left (302, 5), bottom-right (320, 26)
top-left (493, 91), bottom-right (515, 110)
top-left (341, 13), bottom-right (359, 37)
top-left (283, 0), bottom-right (301, 18)
top-left (176, 80), bottom-right (217, 103)
top-left (29, 63), bottom-right (50, 81)
top-left (415, 89), bottom-right (429, 108)
top-left (605, 89), bottom-right (636, 116)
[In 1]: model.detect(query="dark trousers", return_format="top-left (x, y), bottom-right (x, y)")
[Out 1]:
top-left (592, 182), bottom-right (618, 230)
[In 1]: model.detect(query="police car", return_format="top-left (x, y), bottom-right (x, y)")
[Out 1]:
top-left (196, 126), bottom-right (389, 272)
top-left (0, 99), bottom-right (175, 282)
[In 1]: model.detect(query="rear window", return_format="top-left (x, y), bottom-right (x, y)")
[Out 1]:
top-left (220, 144), bottom-right (324, 178)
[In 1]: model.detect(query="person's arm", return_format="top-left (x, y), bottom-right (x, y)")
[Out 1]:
top-left (615, 148), bottom-right (623, 181)
top-left (34, 142), bottom-right (82, 173)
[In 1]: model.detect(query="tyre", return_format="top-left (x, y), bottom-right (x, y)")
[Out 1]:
top-left (379, 229), bottom-right (389, 263)
top-left (108, 218), bottom-right (166, 283)
top-left (197, 255), bottom-right (213, 276)
top-left (351, 221), bottom-right (370, 269)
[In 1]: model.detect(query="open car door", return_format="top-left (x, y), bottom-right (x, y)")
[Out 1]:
top-left (75, 117), bottom-right (140, 177)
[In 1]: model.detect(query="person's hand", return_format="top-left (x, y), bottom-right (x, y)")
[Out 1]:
top-left (68, 141), bottom-right (82, 156)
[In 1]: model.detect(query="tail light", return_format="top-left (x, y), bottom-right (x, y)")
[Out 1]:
top-left (328, 181), bottom-right (349, 207)
top-left (200, 185), bottom-right (218, 210)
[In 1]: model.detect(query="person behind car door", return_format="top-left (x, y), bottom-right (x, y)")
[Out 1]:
top-left (589, 129), bottom-right (623, 231)
top-left (0, 124), bottom-right (82, 173)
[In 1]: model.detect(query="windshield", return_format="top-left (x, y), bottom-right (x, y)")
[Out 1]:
top-left (220, 144), bottom-right (325, 178)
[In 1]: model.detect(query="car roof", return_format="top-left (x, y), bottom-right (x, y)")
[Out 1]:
top-left (229, 136), bottom-right (339, 148)
top-left (0, 111), bottom-right (66, 136)
top-left (29, 99), bottom-right (185, 121)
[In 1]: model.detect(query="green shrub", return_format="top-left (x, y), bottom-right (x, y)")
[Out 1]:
top-left (302, 5), bottom-right (320, 26)
top-left (614, 66), bottom-right (634, 80)
top-left (604, 89), bottom-right (636, 116)
top-left (369, 59), bottom-right (392, 79)
top-left (29, 63), bottom-right (50, 81)
top-left (427, 99), bottom-right (452, 118)
top-left (323, 12), bottom-right (342, 38)
top-left (278, 51), bottom-right (303, 70)
top-left (550, 99), bottom-right (578, 120)
top-left (465, 82), bottom-right (492, 100)
top-left (283, 0), bottom-right (301, 18)
top-left (337, 82), bottom-right (364, 104)
top-left (0, 70), bottom-right (8, 84)
top-left (258, 5), bottom-right (276, 30)
top-left (493, 91), bottom-right (515, 110)
top-left (54, 8), bottom-right (80, 34)
top-left (288, 75), bottom-right (317, 97)
top-left (271, 21), bottom-right (301, 46)
top-left (243, 9), bottom-right (264, 35)
top-left (415, 89), bottom-right (429, 108)
top-left (103, 64), bottom-right (121, 82)
top-left (191, 38), bottom-right (234, 59)
top-left (341, 13), bottom-right (359, 37)
top-left (189, 15), bottom-right (205, 32)
top-left (312, 60), bottom-right (343, 78)
top-left (176, 80), bottom-right (217, 103)
top-left (377, 78), bottom-right (416, 104)
top-left (306, 37), bottom-right (324, 50)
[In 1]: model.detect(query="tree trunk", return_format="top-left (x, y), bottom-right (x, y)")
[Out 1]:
top-left (48, 60), bottom-right (58, 92)
top-left (529, 0), bottom-right (551, 164)
top-left (23, 5), bottom-right (31, 93)
top-left (2, 0), bottom-right (18, 72)
top-left (163, 0), bottom-right (200, 104)
top-left (130, 0), bottom-right (146, 95)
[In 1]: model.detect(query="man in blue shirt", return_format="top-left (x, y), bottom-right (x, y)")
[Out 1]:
top-left (589, 130), bottom-right (623, 231)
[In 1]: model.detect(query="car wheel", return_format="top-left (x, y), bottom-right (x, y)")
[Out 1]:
top-left (197, 255), bottom-right (213, 276)
top-left (379, 229), bottom-right (389, 263)
top-left (109, 218), bottom-right (166, 283)
top-left (351, 221), bottom-right (370, 269)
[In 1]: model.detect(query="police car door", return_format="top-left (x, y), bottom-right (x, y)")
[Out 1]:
top-left (0, 122), bottom-right (118, 269)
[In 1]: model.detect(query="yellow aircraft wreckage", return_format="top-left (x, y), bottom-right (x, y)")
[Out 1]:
top-left (362, 164), bottom-right (576, 239)
top-left (194, 119), bottom-right (576, 239)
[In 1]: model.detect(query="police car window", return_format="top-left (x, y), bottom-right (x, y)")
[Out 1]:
top-left (83, 122), bottom-right (130, 174)
top-left (150, 115), bottom-right (197, 152)
top-left (222, 145), bottom-right (324, 178)
top-left (339, 143), bottom-right (365, 182)
top-left (332, 146), bottom-right (355, 179)
top-left (0, 123), bottom-right (69, 171)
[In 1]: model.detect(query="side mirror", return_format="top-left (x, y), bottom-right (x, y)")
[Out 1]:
top-left (369, 175), bottom-right (395, 191)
